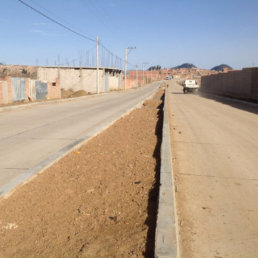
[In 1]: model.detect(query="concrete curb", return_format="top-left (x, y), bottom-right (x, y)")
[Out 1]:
top-left (155, 88), bottom-right (178, 258)
top-left (0, 83), bottom-right (161, 200)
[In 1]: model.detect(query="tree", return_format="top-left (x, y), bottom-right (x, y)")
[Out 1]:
top-left (147, 65), bottom-right (161, 71)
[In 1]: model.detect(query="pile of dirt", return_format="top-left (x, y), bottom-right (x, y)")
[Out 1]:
top-left (61, 89), bottom-right (74, 98)
top-left (70, 90), bottom-right (88, 98)
top-left (0, 90), bottom-right (164, 257)
top-left (61, 89), bottom-right (88, 98)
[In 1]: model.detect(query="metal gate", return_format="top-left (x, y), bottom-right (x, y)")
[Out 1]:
top-left (35, 81), bottom-right (48, 100)
top-left (11, 78), bottom-right (26, 101)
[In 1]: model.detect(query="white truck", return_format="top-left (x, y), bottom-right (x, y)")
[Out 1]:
top-left (183, 79), bottom-right (199, 93)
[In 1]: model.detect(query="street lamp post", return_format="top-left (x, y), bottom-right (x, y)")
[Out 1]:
top-left (142, 62), bottom-right (149, 86)
top-left (136, 65), bottom-right (138, 87)
top-left (124, 47), bottom-right (136, 90)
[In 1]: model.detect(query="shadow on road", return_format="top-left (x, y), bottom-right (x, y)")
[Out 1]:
top-left (171, 92), bottom-right (184, 95)
top-left (199, 92), bottom-right (258, 115)
top-left (144, 92), bottom-right (164, 257)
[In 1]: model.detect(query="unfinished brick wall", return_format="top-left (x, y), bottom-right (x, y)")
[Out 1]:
top-left (122, 70), bottom-right (163, 89)
top-left (47, 78), bottom-right (61, 99)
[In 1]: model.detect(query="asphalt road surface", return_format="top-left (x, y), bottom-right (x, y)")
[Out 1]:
top-left (168, 80), bottom-right (258, 257)
top-left (0, 83), bottom-right (160, 195)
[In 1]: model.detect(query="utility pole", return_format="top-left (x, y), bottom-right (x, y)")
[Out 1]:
top-left (136, 65), bottom-right (138, 87)
top-left (124, 48), bottom-right (127, 90)
top-left (142, 62), bottom-right (148, 86)
top-left (57, 55), bottom-right (60, 83)
top-left (124, 47), bottom-right (136, 90)
top-left (142, 64), bottom-right (144, 86)
top-left (96, 36), bottom-right (99, 94)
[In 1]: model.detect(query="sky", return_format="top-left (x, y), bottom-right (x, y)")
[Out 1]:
top-left (0, 0), bottom-right (258, 70)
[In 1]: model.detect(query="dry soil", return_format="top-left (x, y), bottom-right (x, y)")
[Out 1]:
top-left (0, 90), bottom-right (164, 257)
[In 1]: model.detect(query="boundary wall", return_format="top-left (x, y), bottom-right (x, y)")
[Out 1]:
top-left (0, 76), bottom-right (60, 105)
top-left (201, 67), bottom-right (258, 101)
top-left (38, 67), bottom-right (163, 92)
top-left (37, 67), bottom-right (122, 93)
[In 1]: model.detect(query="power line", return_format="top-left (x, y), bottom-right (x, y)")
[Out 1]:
top-left (18, 0), bottom-right (95, 42)
top-left (29, 0), bottom-right (83, 32)
top-left (18, 0), bottom-right (138, 70)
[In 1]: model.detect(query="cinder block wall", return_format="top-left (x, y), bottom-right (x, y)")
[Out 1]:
top-left (37, 67), bottom-right (58, 82)
top-left (38, 67), bottom-right (119, 93)
top-left (108, 72), bottom-right (120, 90)
top-left (201, 68), bottom-right (258, 101)
top-left (38, 67), bottom-right (161, 92)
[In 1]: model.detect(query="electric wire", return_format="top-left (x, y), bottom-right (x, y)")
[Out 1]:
top-left (18, 0), bottom-right (95, 42)
top-left (18, 0), bottom-right (138, 69)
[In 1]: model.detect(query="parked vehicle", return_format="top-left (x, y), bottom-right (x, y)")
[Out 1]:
top-left (183, 79), bottom-right (199, 93)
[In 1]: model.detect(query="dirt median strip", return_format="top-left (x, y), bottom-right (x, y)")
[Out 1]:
top-left (0, 90), bottom-right (164, 257)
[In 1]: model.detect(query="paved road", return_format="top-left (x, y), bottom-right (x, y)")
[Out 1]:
top-left (0, 83), bottom-right (160, 194)
top-left (168, 80), bottom-right (258, 257)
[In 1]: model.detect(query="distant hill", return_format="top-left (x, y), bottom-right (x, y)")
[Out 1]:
top-left (173, 63), bottom-right (197, 69)
top-left (211, 64), bottom-right (232, 71)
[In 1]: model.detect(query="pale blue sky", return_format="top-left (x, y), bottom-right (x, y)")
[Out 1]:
top-left (1, 0), bottom-right (258, 69)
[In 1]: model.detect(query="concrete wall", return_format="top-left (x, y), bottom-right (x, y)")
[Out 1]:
top-left (107, 70), bottom-right (120, 90)
top-left (201, 67), bottom-right (258, 101)
top-left (37, 67), bottom-right (122, 93)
